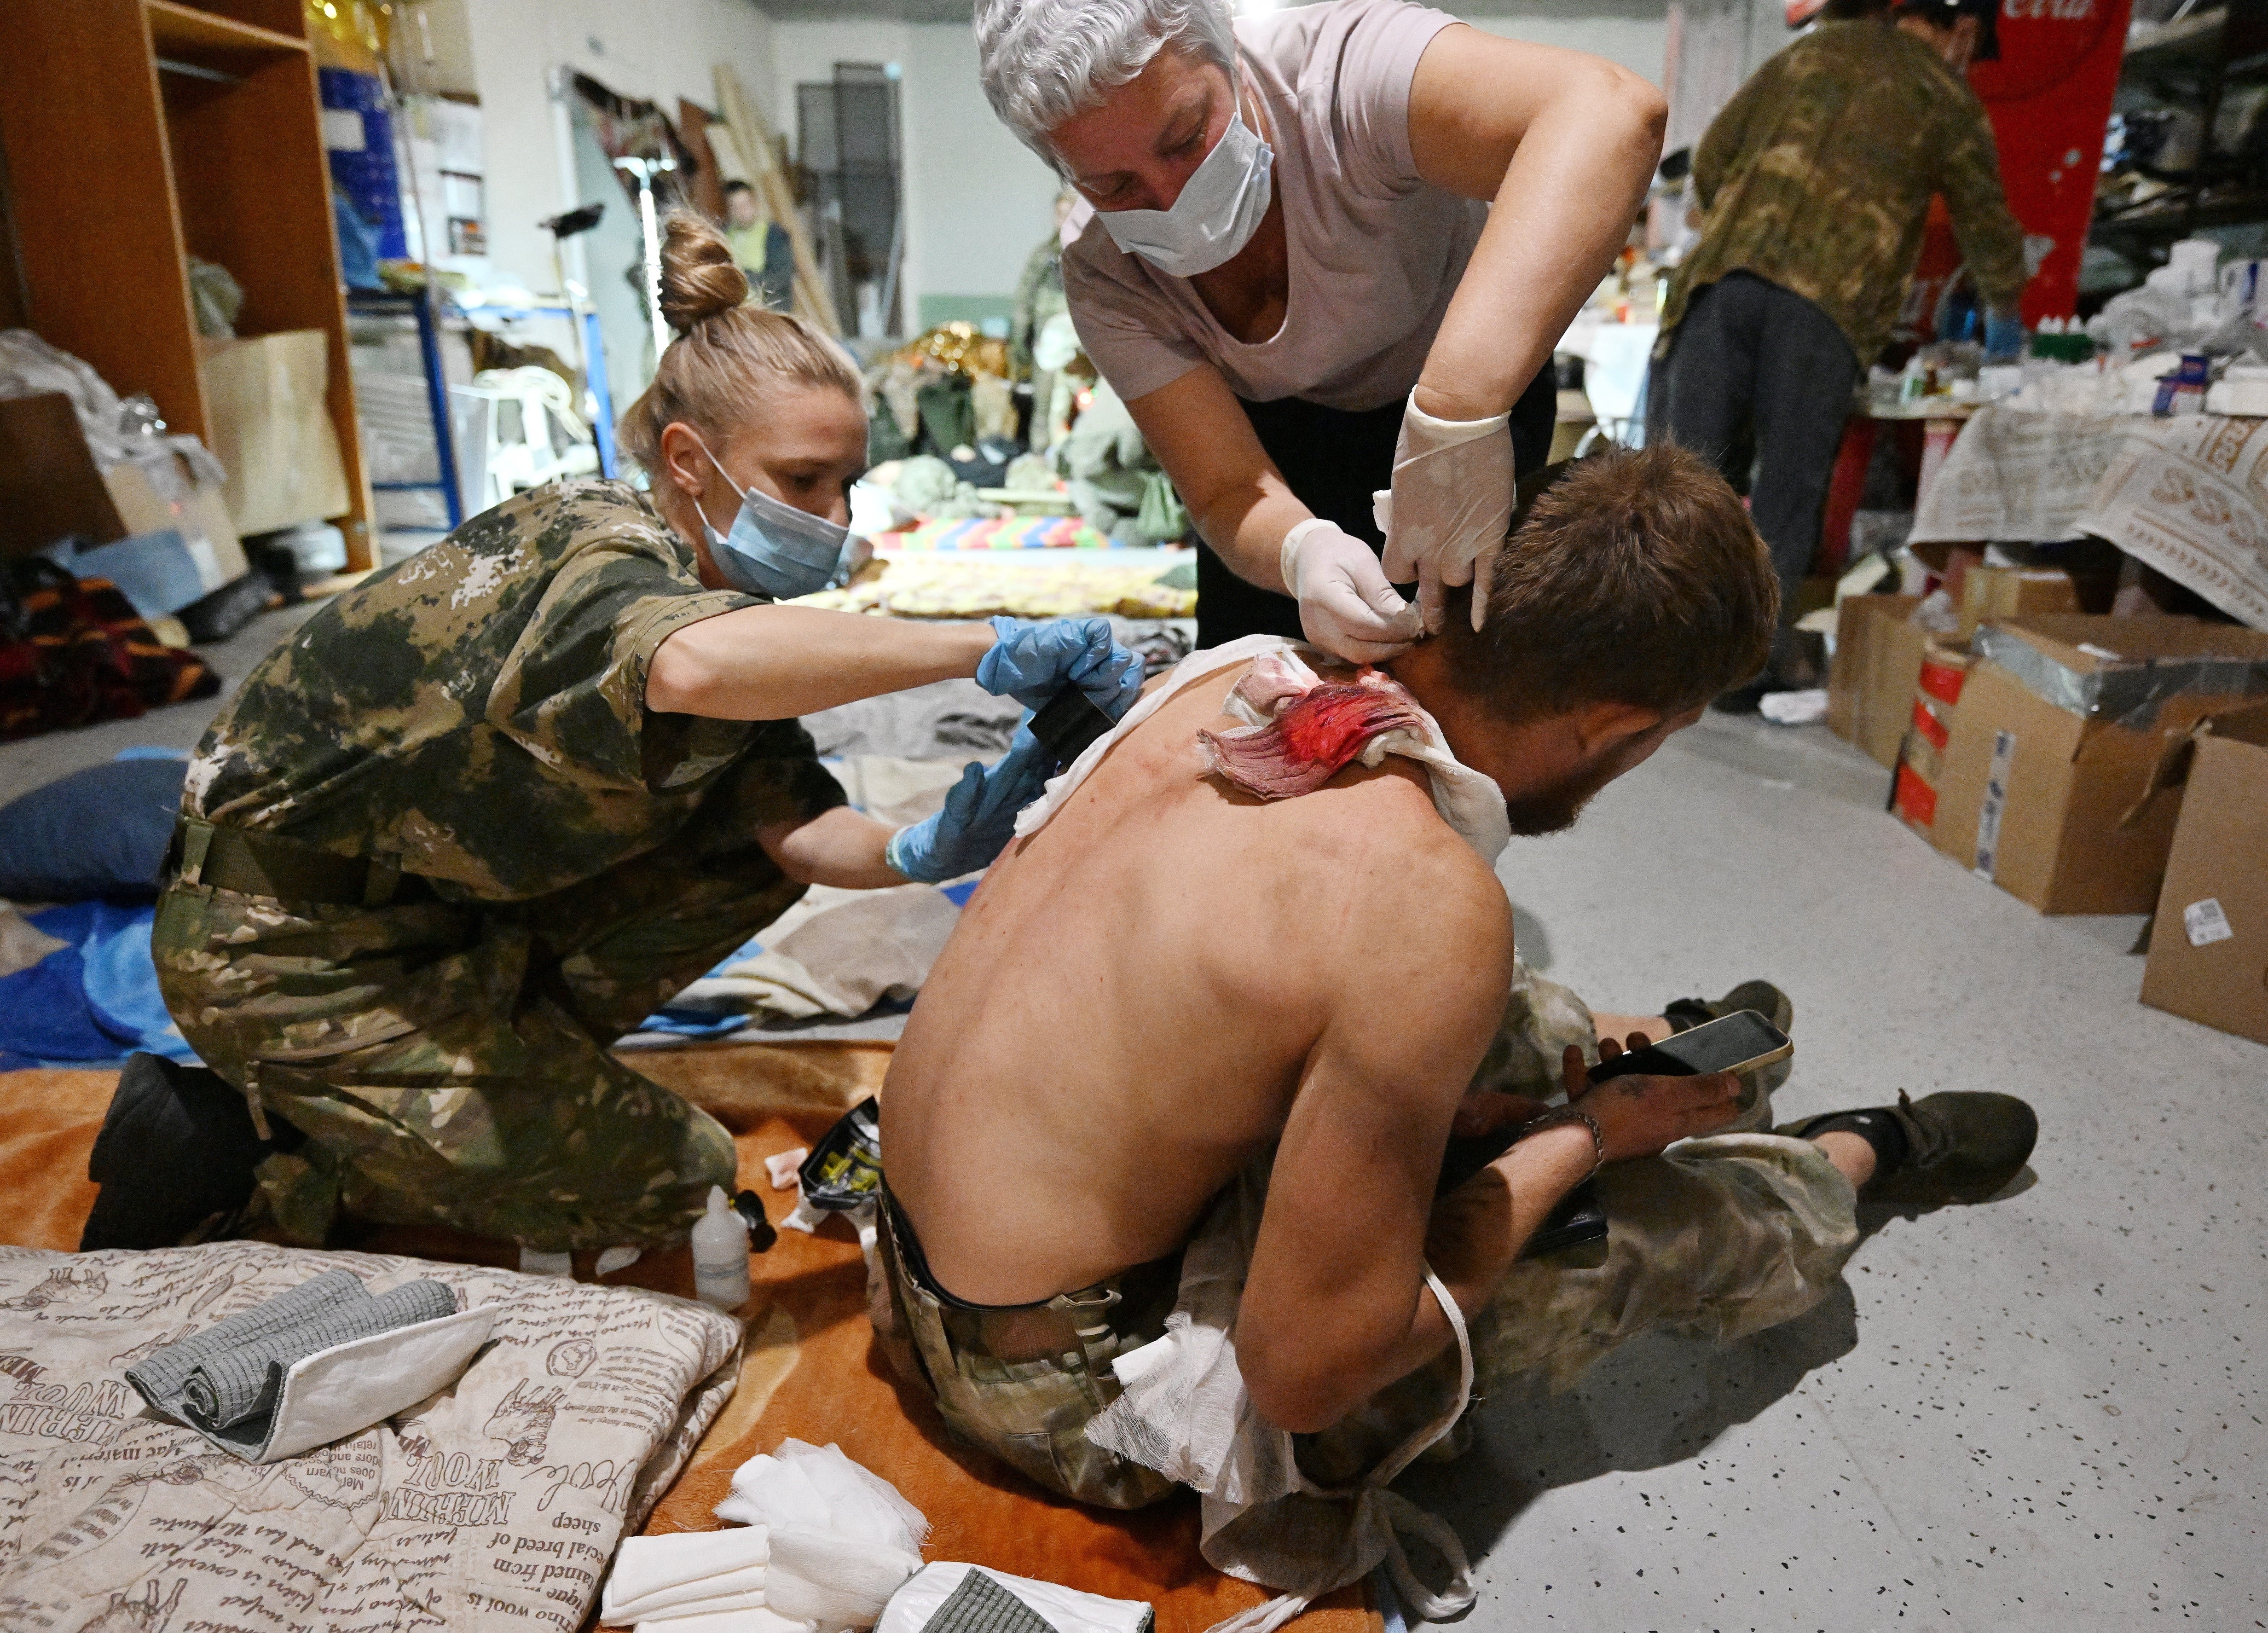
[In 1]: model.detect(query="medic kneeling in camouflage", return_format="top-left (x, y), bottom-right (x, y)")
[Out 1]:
top-left (127, 215), bottom-right (1140, 1257)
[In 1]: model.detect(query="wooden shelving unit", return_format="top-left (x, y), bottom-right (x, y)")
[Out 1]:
top-left (0, 0), bottom-right (376, 566)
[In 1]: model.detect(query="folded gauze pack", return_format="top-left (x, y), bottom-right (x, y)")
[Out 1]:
top-left (877, 1563), bottom-right (1154, 1633)
top-left (600, 1528), bottom-right (787, 1629)
top-left (716, 1440), bottom-right (928, 1631)
top-left (599, 1441), bottom-right (927, 1632)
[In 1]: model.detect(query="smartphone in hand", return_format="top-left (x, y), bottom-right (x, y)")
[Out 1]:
top-left (1585, 1010), bottom-right (1791, 1084)
top-left (1434, 1010), bottom-right (1794, 1257)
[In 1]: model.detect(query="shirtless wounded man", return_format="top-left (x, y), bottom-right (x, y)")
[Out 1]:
top-left (873, 445), bottom-right (2038, 1587)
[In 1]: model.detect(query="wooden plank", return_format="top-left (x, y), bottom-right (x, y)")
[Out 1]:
top-left (161, 44), bottom-right (373, 560)
top-left (145, 0), bottom-right (307, 61)
top-left (677, 100), bottom-right (729, 226)
top-left (713, 65), bottom-right (841, 335)
top-left (0, 0), bottom-right (207, 442)
top-left (172, 0), bottom-right (308, 39)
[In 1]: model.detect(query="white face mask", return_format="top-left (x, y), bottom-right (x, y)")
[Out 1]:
top-left (1098, 81), bottom-right (1274, 278)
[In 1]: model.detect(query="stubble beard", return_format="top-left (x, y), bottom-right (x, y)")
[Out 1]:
top-left (1500, 768), bottom-right (1612, 837)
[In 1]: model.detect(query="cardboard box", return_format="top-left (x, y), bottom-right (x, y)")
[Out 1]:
top-left (1902, 641), bottom-right (1971, 785)
top-left (102, 460), bottom-right (247, 592)
top-left (1957, 566), bottom-right (2079, 638)
top-left (200, 330), bottom-right (351, 536)
top-left (1828, 593), bottom-right (1923, 768)
top-left (1932, 616), bottom-right (2268, 914)
top-left (0, 391), bottom-right (246, 588)
top-left (0, 392), bottom-right (128, 557)
top-left (1890, 639), bottom-right (1970, 836)
top-left (2141, 701), bottom-right (2268, 1044)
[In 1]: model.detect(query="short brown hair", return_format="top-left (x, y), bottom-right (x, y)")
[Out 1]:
top-left (616, 213), bottom-right (862, 470)
top-left (1437, 443), bottom-right (1777, 720)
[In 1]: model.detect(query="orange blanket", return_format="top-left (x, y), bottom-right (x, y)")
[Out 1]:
top-left (0, 1051), bottom-right (1372, 1633)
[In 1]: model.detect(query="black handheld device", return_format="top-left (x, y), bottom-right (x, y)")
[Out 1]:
top-left (1028, 685), bottom-right (1120, 773)
top-left (1585, 1008), bottom-right (1792, 1084)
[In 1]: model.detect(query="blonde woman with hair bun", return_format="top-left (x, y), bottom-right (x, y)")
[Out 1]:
top-left (136, 209), bottom-right (1141, 1263)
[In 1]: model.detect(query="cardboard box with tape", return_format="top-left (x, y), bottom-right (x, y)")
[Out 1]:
top-left (1891, 638), bottom-right (1971, 838)
top-left (1931, 616), bottom-right (2268, 914)
top-left (2140, 701), bottom-right (2268, 1045)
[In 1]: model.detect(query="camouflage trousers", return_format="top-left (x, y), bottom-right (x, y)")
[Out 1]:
top-left (152, 800), bottom-right (809, 1252)
top-left (875, 1189), bottom-right (1184, 1511)
top-left (874, 961), bottom-right (1846, 1508)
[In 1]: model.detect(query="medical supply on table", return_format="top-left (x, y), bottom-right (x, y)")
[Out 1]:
top-left (693, 1185), bottom-right (752, 1311)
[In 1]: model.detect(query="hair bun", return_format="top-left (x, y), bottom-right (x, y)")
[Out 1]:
top-left (658, 211), bottom-right (751, 335)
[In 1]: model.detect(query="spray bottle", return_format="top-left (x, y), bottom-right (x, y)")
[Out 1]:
top-left (692, 1185), bottom-right (750, 1311)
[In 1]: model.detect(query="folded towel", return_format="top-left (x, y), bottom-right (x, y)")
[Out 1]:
top-left (603, 1528), bottom-right (770, 1624)
top-left (127, 1269), bottom-right (458, 1439)
top-left (634, 1610), bottom-right (814, 1633)
top-left (623, 1576), bottom-right (769, 1622)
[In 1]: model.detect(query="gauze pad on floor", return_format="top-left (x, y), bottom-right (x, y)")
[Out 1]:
top-left (602, 1527), bottom-right (771, 1624)
top-left (688, 1439), bottom-right (928, 1630)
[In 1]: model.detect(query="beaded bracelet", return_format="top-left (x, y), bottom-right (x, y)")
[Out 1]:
top-left (1518, 1105), bottom-right (1607, 1183)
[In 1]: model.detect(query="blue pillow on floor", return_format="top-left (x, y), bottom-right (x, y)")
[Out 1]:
top-left (0, 757), bottom-right (188, 901)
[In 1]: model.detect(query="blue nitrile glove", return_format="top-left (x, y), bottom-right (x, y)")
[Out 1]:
top-left (1984, 313), bottom-right (2026, 362)
top-left (976, 616), bottom-right (1143, 720)
top-left (885, 726), bottom-right (1053, 883)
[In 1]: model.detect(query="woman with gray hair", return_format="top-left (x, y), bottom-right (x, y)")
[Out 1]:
top-left (975, 0), bottom-right (1664, 659)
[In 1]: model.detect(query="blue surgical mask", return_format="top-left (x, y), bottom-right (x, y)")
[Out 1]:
top-left (1098, 80), bottom-right (1273, 278)
top-left (689, 435), bottom-right (853, 602)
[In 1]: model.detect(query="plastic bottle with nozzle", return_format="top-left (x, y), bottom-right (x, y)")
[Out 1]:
top-left (692, 1185), bottom-right (751, 1310)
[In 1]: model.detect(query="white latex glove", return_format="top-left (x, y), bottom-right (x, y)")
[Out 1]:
top-left (1279, 518), bottom-right (1423, 663)
top-left (1374, 391), bottom-right (1516, 633)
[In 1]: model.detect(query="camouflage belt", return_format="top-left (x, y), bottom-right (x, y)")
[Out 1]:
top-left (168, 818), bottom-right (417, 909)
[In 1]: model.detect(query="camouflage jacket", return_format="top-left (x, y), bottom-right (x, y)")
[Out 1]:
top-left (185, 480), bottom-right (846, 902)
top-left (1659, 21), bottom-right (2027, 368)
top-left (1009, 232), bottom-right (1068, 381)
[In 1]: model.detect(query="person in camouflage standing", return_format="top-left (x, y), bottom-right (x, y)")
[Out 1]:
top-left (1647, 0), bottom-right (2030, 708)
top-left (126, 214), bottom-right (1142, 1261)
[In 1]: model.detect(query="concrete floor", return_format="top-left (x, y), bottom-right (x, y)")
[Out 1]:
top-left (1410, 707), bottom-right (2266, 1633)
top-left (3, 617), bottom-right (2261, 1631)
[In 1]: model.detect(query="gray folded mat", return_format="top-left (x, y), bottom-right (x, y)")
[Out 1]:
top-left (127, 1268), bottom-right (457, 1454)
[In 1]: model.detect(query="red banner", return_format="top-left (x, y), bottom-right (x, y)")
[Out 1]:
top-left (1911, 0), bottom-right (2133, 325)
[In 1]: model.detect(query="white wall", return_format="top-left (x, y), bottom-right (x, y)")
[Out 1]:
top-left (447, 0), bottom-right (1674, 323)
top-left (769, 20), bottom-right (1062, 327)
top-left (1449, 0), bottom-right (1673, 88)
top-left (461, 0), bottom-right (780, 293)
